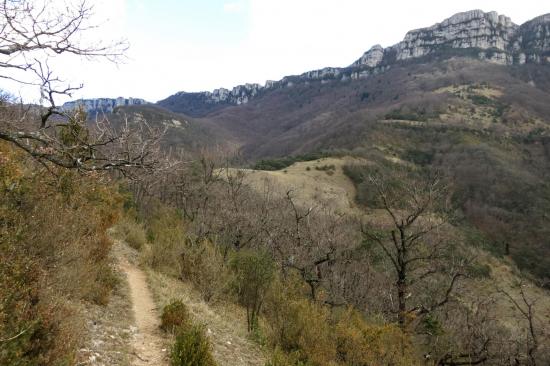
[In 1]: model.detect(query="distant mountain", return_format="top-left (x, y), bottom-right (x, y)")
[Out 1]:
top-left (62, 97), bottom-right (148, 115)
top-left (158, 10), bottom-right (550, 117)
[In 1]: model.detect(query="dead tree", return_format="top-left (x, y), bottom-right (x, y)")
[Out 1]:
top-left (498, 284), bottom-right (543, 366)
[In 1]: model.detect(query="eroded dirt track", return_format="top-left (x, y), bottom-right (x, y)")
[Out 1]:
top-left (120, 258), bottom-right (168, 366)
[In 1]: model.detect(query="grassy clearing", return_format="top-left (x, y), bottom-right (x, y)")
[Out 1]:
top-left (242, 157), bottom-right (362, 214)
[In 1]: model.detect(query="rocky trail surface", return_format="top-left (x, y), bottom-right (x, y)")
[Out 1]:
top-left (77, 241), bottom-right (169, 366)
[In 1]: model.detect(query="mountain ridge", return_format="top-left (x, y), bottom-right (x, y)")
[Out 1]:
top-left (158, 9), bottom-right (550, 117)
top-left (62, 97), bottom-right (148, 114)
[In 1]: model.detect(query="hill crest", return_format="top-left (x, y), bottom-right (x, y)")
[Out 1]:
top-left (158, 10), bottom-right (550, 116)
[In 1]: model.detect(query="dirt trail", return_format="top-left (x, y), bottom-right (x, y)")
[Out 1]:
top-left (120, 258), bottom-right (168, 366)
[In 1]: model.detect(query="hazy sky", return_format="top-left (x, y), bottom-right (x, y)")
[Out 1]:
top-left (2, 0), bottom-right (549, 103)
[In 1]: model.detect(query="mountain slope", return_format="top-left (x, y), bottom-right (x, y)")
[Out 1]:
top-left (109, 104), bottom-right (239, 155)
top-left (153, 11), bottom-right (550, 282)
top-left (218, 58), bottom-right (550, 280)
top-left (158, 10), bottom-right (550, 117)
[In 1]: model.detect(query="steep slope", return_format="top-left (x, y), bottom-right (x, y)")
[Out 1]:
top-left (152, 10), bottom-right (550, 281)
top-left (183, 65), bottom-right (550, 282)
top-left (211, 59), bottom-right (550, 280)
top-left (109, 104), bottom-right (239, 154)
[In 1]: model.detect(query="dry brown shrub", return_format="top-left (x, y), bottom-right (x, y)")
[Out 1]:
top-left (140, 206), bottom-right (186, 274)
top-left (161, 299), bottom-right (190, 333)
top-left (263, 277), bottom-right (337, 365)
top-left (115, 217), bottom-right (148, 250)
top-left (334, 308), bottom-right (420, 366)
top-left (179, 239), bottom-right (229, 302)
top-left (0, 141), bottom-right (123, 364)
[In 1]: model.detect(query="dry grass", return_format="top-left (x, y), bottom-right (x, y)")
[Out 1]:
top-left (114, 217), bottom-right (148, 250)
top-left (468, 249), bottom-right (550, 335)
top-left (231, 157), bottom-right (363, 215)
top-left (76, 265), bottom-right (134, 366)
top-left (145, 269), bottom-right (267, 366)
top-left (232, 157), bottom-right (393, 226)
top-left (435, 84), bottom-right (504, 98)
top-left (0, 142), bottom-right (125, 365)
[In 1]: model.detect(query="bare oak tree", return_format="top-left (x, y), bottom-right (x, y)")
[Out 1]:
top-left (498, 283), bottom-right (545, 366)
top-left (360, 169), bottom-right (464, 328)
top-left (0, 0), bottom-right (161, 174)
top-left (275, 190), bottom-right (360, 303)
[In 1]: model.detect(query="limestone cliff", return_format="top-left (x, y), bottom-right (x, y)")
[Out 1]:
top-left (62, 97), bottom-right (147, 114)
top-left (392, 10), bottom-right (517, 64)
top-left (511, 14), bottom-right (550, 64)
top-left (160, 10), bottom-right (550, 115)
top-left (352, 45), bottom-right (385, 68)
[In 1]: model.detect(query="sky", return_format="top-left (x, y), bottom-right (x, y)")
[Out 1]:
top-left (1, 0), bottom-right (549, 104)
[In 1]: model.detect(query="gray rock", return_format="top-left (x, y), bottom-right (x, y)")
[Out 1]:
top-left (351, 44), bottom-right (385, 67)
top-left (62, 97), bottom-right (147, 114)
top-left (394, 10), bottom-right (518, 63)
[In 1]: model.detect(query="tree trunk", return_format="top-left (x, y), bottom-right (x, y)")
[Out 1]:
top-left (397, 274), bottom-right (407, 328)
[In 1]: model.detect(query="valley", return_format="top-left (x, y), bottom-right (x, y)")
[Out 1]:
top-left (1, 3), bottom-right (550, 366)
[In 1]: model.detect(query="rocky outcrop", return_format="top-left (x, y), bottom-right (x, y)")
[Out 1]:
top-left (200, 83), bottom-right (264, 105)
top-left (160, 10), bottom-right (550, 115)
top-left (352, 45), bottom-right (385, 67)
top-left (511, 14), bottom-right (550, 64)
top-left (393, 10), bottom-right (517, 64)
top-left (63, 97), bottom-right (147, 114)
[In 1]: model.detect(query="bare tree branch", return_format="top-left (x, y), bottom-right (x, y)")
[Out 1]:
top-left (0, 0), bottom-right (160, 175)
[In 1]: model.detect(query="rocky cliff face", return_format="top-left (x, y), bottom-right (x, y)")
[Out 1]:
top-left (204, 83), bottom-right (264, 105)
top-left (511, 14), bottom-right (550, 64)
top-left (355, 10), bottom-right (550, 67)
top-left (351, 45), bottom-right (385, 68)
top-left (159, 10), bottom-right (550, 115)
top-left (393, 10), bottom-right (517, 64)
top-left (62, 97), bottom-right (147, 114)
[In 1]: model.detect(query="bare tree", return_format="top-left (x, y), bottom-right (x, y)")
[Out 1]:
top-left (0, 0), bottom-right (161, 174)
top-left (428, 295), bottom-right (509, 366)
top-left (273, 190), bottom-right (361, 303)
top-left (360, 169), bottom-right (464, 328)
top-left (498, 283), bottom-right (544, 366)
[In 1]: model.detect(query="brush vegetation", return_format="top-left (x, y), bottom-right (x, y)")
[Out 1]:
top-left (124, 155), bottom-right (550, 365)
top-left (0, 142), bottom-right (123, 365)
